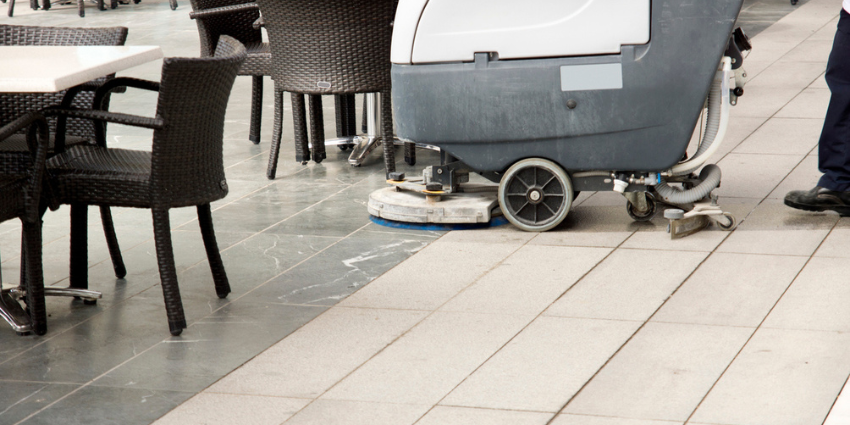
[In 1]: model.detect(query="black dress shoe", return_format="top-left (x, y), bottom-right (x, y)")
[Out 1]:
top-left (785, 186), bottom-right (850, 216)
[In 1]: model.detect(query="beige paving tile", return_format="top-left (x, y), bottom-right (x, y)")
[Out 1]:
top-left (816, 219), bottom-right (850, 258)
top-left (441, 316), bottom-right (639, 412)
top-left (439, 245), bottom-right (610, 316)
top-left (776, 88), bottom-right (831, 119)
top-left (732, 117), bottom-right (821, 155)
top-left (767, 154), bottom-right (821, 200)
top-left (206, 307), bottom-right (427, 398)
top-left (284, 400), bottom-right (430, 425)
top-left (321, 311), bottom-right (532, 405)
top-left (438, 226), bottom-right (537, 245)
top-left (545, 249), bottom-right (708, 321)
top-left (652, 253), bottom-right (807, 327)
top-left (746, 61), bottom-right (828, 91)
top-left (691, 328), bottom-right (850, 425)
top-left (563, 322), bottom-right (753, 422)
top-left (620, 227), bottom-right (729, 253)
top-left (153, 393), bottom-right (309, 425)
top-left (709, 115), bottom-right (770, 159)
top-left (779, 38), bottom-right (834, 63)
top-left (717, 199), bottom-right (835, 256)
top-left (762, 257), bottom-right (850, 332)
top-left (825, 381), bottom-right (850, 425)
top-left (528, 229), bottom-right (633, 248)
top-left (417, 406), bottom-right (551, 425)
top-left (715, 153), bottom-right (805, 199)
top-left (339, 241), bottom-right (521, 310)
top-left (551, 415), bottom-right (681, 425)
top-left (810, 72), bottom-right (828, 89)
top-left (730, 84), bottom-right (802, 118)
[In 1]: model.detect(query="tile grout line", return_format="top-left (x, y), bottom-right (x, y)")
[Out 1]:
top-left (278, 235), bottom-right (537, 423)
top-left (11, 219), bottom-right (379, 425)
top-left (682, 217), bottom-right (840, 425)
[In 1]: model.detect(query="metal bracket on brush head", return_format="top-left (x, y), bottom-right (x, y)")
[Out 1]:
top-left (664, 195), bottom-right (737, 239)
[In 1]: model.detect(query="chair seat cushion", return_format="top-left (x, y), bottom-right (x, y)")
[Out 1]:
top-left (47, 145), bottom-right (153, 208)
top-left (241, 42), bottom-right (271, 76)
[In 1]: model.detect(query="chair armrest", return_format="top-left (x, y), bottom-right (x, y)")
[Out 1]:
top-left (189, 2), bottom-right (258, 20)
top-left (45, 108), bottom-right (165, 150)
top-left (50, 77), bottom-right (162, 152)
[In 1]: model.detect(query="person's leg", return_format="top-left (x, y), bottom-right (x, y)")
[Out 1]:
top-left (785, 9), bottom-right (850, 214)
top-left (818, 9), bottom-right (850, 190)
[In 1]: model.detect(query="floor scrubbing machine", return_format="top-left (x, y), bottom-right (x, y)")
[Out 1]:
top-left (369, 0), bottom-right (752, 237)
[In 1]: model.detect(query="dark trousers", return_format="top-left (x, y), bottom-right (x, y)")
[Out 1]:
top-left (818, 9), bottom-right (850, 191)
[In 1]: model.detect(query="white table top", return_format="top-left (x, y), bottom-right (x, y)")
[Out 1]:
top-left (0, 45), bottom-right (163, 93)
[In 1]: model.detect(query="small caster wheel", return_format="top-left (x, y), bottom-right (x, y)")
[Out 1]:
top-left (83, 299), bottom-right (97, 306)
top-left (716, 212), bottom-right (737, 231)
top-left (498, 158), bottom-right (573, 232)
top-left (626, 193), bottom-right (657, 222)
top-left (16, 331), bottom-right (31, 336)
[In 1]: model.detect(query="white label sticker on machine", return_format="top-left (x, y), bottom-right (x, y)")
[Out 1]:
top-left (560, 63), bottom-right (623, 92)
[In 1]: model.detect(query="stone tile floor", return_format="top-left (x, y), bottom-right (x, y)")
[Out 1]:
top-left (3, 0), bottom-right (848, 424)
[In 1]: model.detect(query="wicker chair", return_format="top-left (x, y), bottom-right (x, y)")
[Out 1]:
top-left (188, 0), bottom-right (357, 150)
top-left (44, 36), bottom-right (246, 336)
top-left (0, 113), bottom-right (50, 335)
top-left (0, 24), bottom-right (130, 283)
top-left (255, 0), bottom-right (415, 179)
top-left (7, 0), bottom-right (85, 17)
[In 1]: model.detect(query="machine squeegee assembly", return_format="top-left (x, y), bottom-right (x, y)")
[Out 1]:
top-left (368, 0), bottom-right (752, 238)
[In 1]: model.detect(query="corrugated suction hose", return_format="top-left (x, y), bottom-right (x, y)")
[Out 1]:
top-left (654, 164), bottom-right (722, 204)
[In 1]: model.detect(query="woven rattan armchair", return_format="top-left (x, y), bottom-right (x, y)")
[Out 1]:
top-left (188, 0), bottom-right (357, 152)
top-left (0, 24), bottom-right (130, 284)
top-left (189, 0), bottom-right (270, 145)
top-left (0, 113), bottom-right (50, 335)
top-left (44, 36), bottom-right (246, 336)
top-left (255, 0), bottom-right (414, 179)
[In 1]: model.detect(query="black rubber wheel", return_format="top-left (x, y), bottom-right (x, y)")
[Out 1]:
top-left (626, 193), bottom-right (658, 222)
top-left (498, 158), bottom-right (573, 232)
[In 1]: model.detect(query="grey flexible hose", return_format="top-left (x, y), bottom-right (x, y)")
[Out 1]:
top-left (654, 164), bottom-right (722, 204)
top-left (676, 76), bottom-right (723, 176)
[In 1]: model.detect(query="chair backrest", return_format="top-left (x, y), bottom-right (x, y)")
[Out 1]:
top-left (189, 0), bottom-right (262, 57)
top-left (0, 25), bottom-right (129, 140)
top-left (254, 0), bottom-right (395, 94)
top-left (149, 36), bottom-right (246, 208)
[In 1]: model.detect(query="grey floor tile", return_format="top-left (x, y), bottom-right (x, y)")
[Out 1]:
top-left (691, 328), bottom-right (850, 425)
top-left (715, 153), bottom-right (805, 199)
top-left (0, 382), bottom-right (79, 425)
top-left (563, 322), bottom-right (753, 422)
top-left (732, 117), bottom-right (822, 155)
top-left (17, 386), bottom-right (193, 425)
top-left (91, 304), bottom-right (327, 393)
top-left (244, 230), bottom-right (432, 306)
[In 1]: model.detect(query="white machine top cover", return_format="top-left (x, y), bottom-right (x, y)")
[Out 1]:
top-left (392, 0), bottom-right (651, 64)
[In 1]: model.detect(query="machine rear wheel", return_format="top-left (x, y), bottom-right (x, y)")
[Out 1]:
top-left (498, 158), bottom-right (573, 232)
